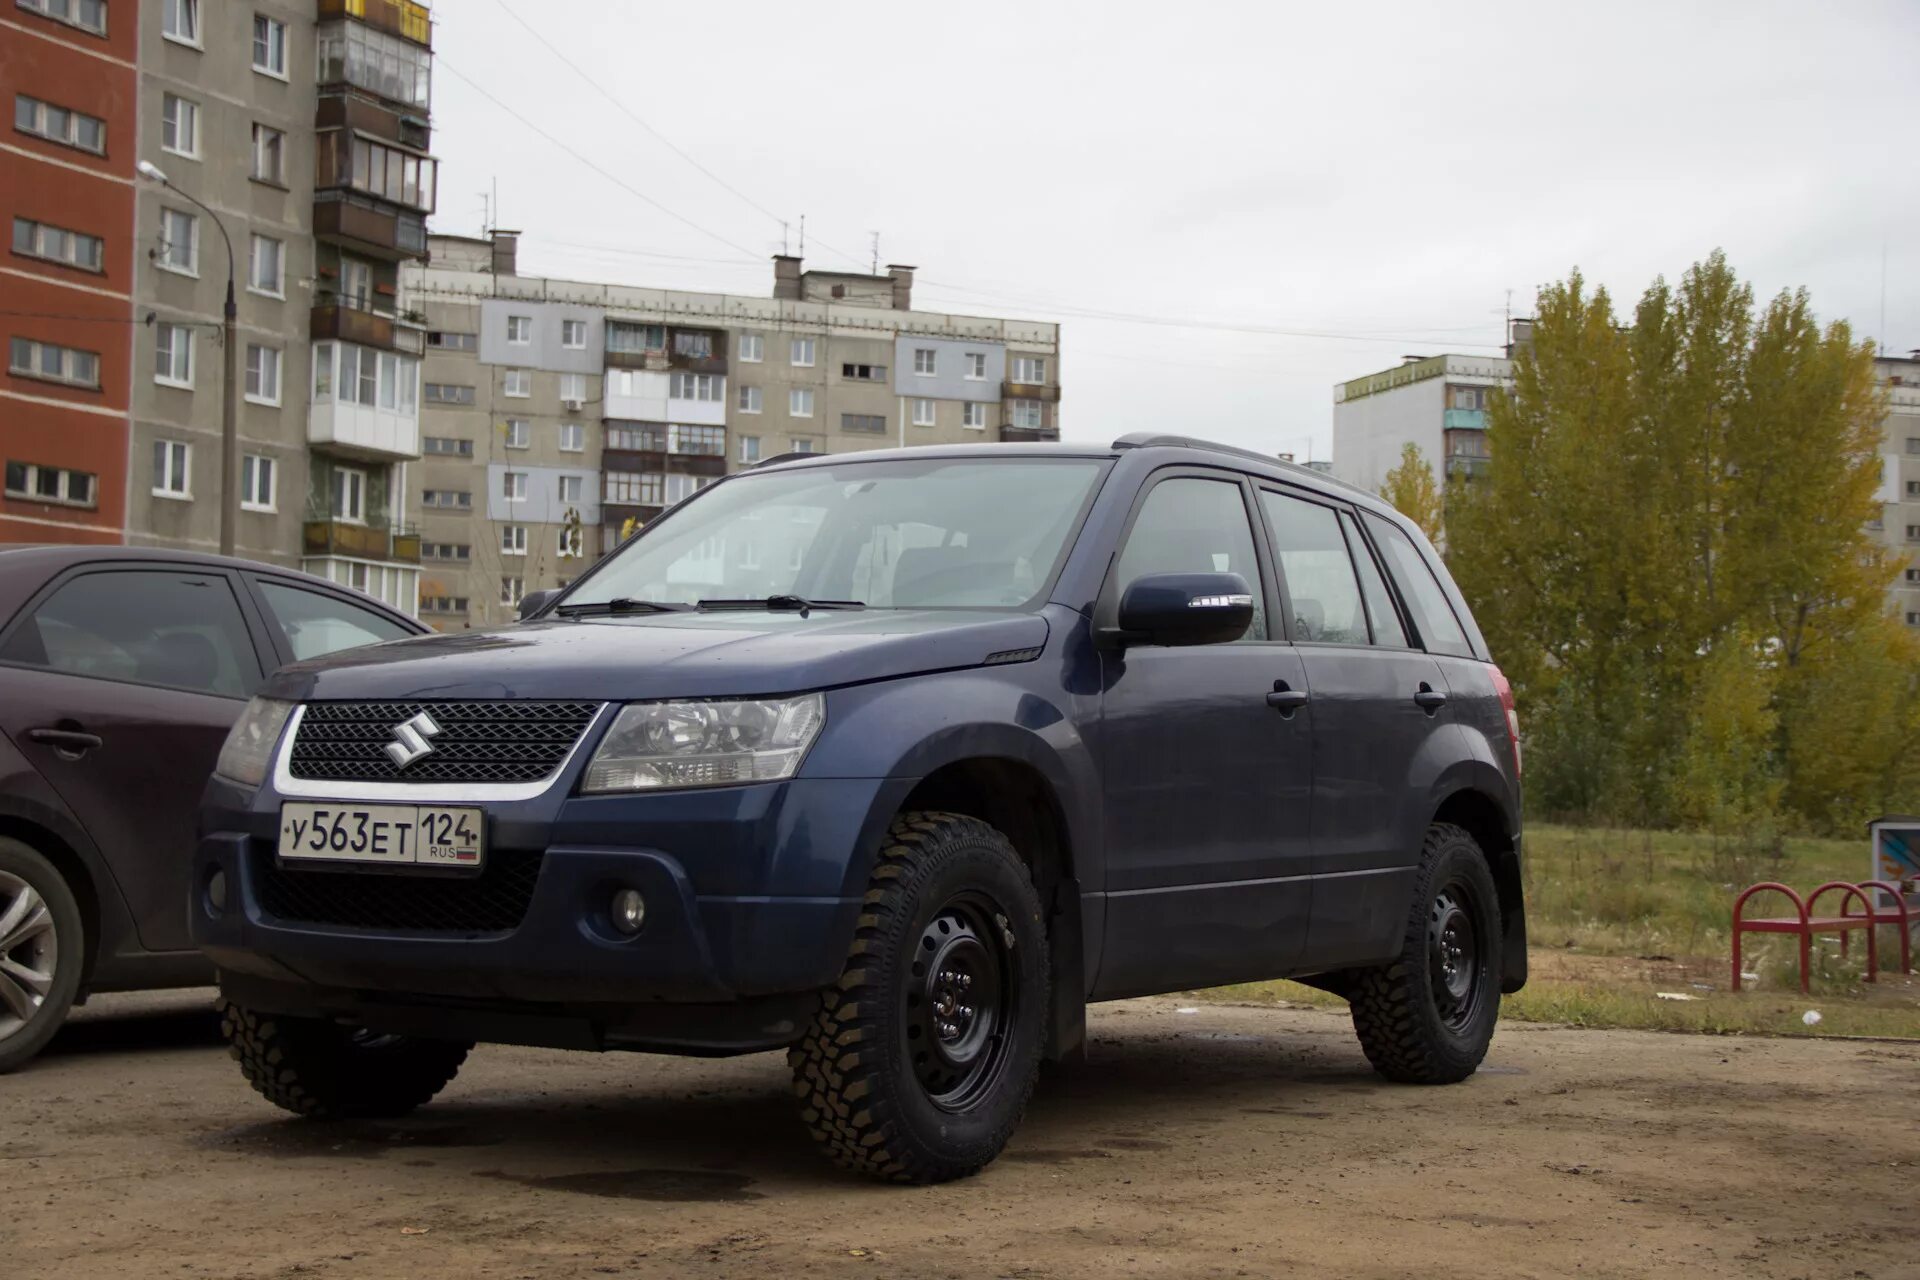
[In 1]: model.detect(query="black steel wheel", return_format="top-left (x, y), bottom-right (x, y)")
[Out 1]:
top-left (1348, 822), bottom-right (1503, 1084)
top-left (790, 811), bottom-right (1048, 1184)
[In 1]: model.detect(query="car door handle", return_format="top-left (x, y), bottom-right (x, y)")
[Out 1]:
top-left (1413, 684), bottom-right (1449, 713)
top-left (28, 727), bottom-right (104, 754)
top-left (1266, 681), bottom-right (1310, 714)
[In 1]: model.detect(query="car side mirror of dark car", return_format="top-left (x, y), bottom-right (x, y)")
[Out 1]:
top-left (517, 588), bottom-right (562, 621)
top-left (1107, 572), bottom-right (1255, 648)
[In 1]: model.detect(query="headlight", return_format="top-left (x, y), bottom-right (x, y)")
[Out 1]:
top-left (582, 694), bottom-right (825, 793)
top-left (215, 697), bottom-right (295, 787)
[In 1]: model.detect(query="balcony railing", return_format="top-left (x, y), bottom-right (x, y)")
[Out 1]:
top-left (1443, 407), bottom-right (1489, 430)
top-left (303, 518), bottom-right (422, 564)
top-left (1445, 456), bottom-right (1492, 480)
top-left (1000, 426), bottom-right (1059, 443)
top-left (310, 298), bottom-right (425, 354)
top-left (1002, 380), bottom-right (1061, 403)
top-left (313, 192), bottom-right (427, 260)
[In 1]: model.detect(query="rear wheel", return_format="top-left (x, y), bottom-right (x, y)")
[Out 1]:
top-left (221, 1001), bottom-right (471, 1118)
top-left (1348, 822), bottom-right (1502, 1084)
top-left (789, 812), bottom-right (1048, 1184)
top-left (0, 838), bottom-right (84, 1075)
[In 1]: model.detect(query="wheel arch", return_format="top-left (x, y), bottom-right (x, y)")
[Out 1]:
top-left (0, 809), bottom-right (103, 989)
top-left (1429, 781), bottom-right (1526, 993)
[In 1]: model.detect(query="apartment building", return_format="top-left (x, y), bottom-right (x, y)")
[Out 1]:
top-left (3, 0), bottom-right (433, 616)
top-left (1875, 352), bottom-right (1920, 629)
top-left (1330, 349), bottom-right (1515, 492)
top-left (402, 232), bottom-right (1063, 630)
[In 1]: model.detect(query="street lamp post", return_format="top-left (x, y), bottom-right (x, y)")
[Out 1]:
top-left (137, 160), bottom-right (238, 557)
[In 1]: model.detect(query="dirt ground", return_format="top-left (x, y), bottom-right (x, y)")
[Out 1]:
top-left (4, 991), bottom-right (1916, 1280)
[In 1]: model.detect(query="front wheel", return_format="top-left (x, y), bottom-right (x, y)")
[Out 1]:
top-left (1347, 822), bottom-right (1503, 1084)
top-left (0, 838), bottom-right (84, 1075)
top-left (221, 1001), bottom-right (471, 1118)
top-left (789, 812), bottom-right (1049, 1184)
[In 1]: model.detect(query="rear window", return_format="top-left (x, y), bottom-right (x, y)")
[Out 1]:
top-left (1359, 512), bottom-right (1474, 659)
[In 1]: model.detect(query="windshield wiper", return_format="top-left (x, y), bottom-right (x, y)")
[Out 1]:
top-left (555, 597), bottom-right (691, 617)
top-left (695, 594), bottom-right (866, 615)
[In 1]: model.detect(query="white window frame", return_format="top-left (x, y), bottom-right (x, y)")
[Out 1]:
top-left (790, 388), bottom-right (814, 418)
top-left (16, 95), bottom-right (106, 153)
top-left (153, 439), bottom-right (191, 498)
top-left (250, 122), bottom-right (285, 184)
top-left (160, 92), bottom-right (199, 158)
top-left (739, 333), bottom-right (764, 363)
top-left (504, 369), bottom-right (531, 398)
top-left (911, 398), bottom-right (936, 427)
top-left (162, 0), bottom-right (199, 47)
top-left (154, 323), bottom-right (194, 388)
top-left (1011, 399), bottom-right (1043, 429)
top-left (501, 576), bottom-right (525, 606)
top-left (157, 207), bottom-right (198, 276)
top-left (962, 402), bottom-right (986, 430)
top-left (790, 437), bottom-right (817, 454)
top-left (561, 319), bottom-right (587, 349)
top-left (559, 372), bottom-right (587, 403)
top-left (503, 418), bottom-right (530, 449)
top-left (503, 471), bottom-right (528, 503)
top-left (332, 465), bottom-right (366, 523)
top-left (248, 233), bottom-right (285, 298)
top-left (790, 338), bottom-right (815, 367)
top-left (3, 460), bottom-right (96, 507)
top-left (244, 343), bottom-right (281, 405)
top-left (240, 453), bottom-right (276, 512)
top-left (965, 352), bottom-right (987, 381)
top-left (12, 217), bottom-right (105, 272)
top-left (10, 336), bottom-right (99, 388)
top-left (251, 13), bottom-right (288, 78)
top-left (500, 525), bottom-right (528, 556)
top-left (738, 434), bottom-right (761, 464)
top-left (1014, 356), bottom-right (1047, 384)
top-left (18, 0), bottom-right (108, 35)
top-left (506, 315), bottom-right (532, 345)
top-left (557, 475), bottom-right (584, 503)
top-left (913, 348), bottom-right (936, 377)
top-left (738, 385), bottom-right (762, 414)
top-left (558, 422), bottom-right (585, 453)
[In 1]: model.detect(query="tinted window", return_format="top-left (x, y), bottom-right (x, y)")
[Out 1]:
top-left (1258, 491), bottom-right (1366, 645)
top-left (1340, 510), bottom-right (1409, 647)
top-left (1361, 512), bottom-right (1474, 658)
top-left (1115, 476), bottom-right (1266, 641)
top-left (256, 580), bottom-right (411, 661)
top-left (0, 569), bottom-right (258, 696)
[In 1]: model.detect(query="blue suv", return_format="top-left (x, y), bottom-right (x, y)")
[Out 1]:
top-left (194, 435), bottom-right (1526, 1184)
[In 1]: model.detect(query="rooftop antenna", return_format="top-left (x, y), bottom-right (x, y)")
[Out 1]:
top-left (781, 220), bottom-right (789, 256)
top-left (476, 191), bottom-right (490, 235)
top-left (798, 214), bottom-right (805, 260)
top-left (870, 231), bottom-right (880, 275)
top-left (1879, 239), bottom-right (1888, 356)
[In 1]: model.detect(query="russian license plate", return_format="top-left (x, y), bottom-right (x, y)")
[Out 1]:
top-left (278, 803), bottom-right (485, 869)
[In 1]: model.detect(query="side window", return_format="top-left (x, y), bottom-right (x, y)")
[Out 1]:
top-left (1257, 490), bottom-right (1367, 645)
top-left (0, 570), bottom-right (258, 696)
top-left (1340, 510), bottom-right (1409, 648)
top-left (1114, 476), bottom-right (1266, 641)
top-left (256, 580), bottom-right (411, 661)
top-left (1361, 512), bottom-right (1474, 658)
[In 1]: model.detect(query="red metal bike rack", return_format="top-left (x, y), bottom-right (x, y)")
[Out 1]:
top-left (1731, 880), bottom-right (1915, 993)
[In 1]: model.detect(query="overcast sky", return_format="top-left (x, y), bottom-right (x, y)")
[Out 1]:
top-left (428, 0), bottom-right (1920, 462)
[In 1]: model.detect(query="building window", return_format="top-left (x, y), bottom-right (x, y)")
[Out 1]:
top-left (154, 324), bottom-right (193, 388)
top-left (558, 475), bottom-right (581, 506)
top-left (506, 315), bottom-right (531, 344)
top-left (843, 414), bottom-right (886, 434)
top-left (329, 345), bottom-right (418, 411)
top-left (422, 543), bottom-right (470, 562)
top-left (503, 419), bottom-right (530, 449)
top-left (913, 348), bottom-right (936, 376)
top-left (790, 438), bottom-right (817, 454)
top-left (501, 525), bottom-right (527, 555)
top-left (790, 338), bottom-right (815, 367)
top-left (670, 372), bottom-right (722, 401)
top-left (1908, 525), bottom-right (1920, 543)
top-left (18, 0), bottom-right (107, 35)
top-left (668, 424), bottom-right (724, 455)
top-left (158, 207), bottom-right (198, 274)
top-left (911, 398), bottom-right (935, 427)
top-left (153, 440), bottom-right (191, 497)
top-left (673, 331), bottom-right (713, 358)
top-left (605, 321), bottom-right (665, 354)
top-left (3, 459), bottom-right (97, 507)
top-left (842, 362), bottom-right (886, 382)
top-left (790, 388), bottom-right (814, 417)
top-left (422, 595), bottom-right (469, 614)
top-left (240, 454), bottom-right (275, 511)
top-left (561, 319), bottom-right (587, 349)
top-left (1010, 399), bottom-right (1043, 429)
top-left (503, 472), bottom-right (528, 502)
top-left (11, 217), bottom-right (104, 272)
top-left (501, 576), bottom-right (525, 606)
top-left (1012, 355), bottom-right (1047, 384)
top-left (252, 14), bottom-right (288, 76)
top-left (248, 234), bottom-right (284, 296)
top-left (9, 336), bottom-right (100, 389)
top-left (664, 473), bottom-right (712, 504)
top-left (423, 436), bottom-right (472, 457)
top-left (965, 352), bottom-right (987, 380)
top-left (426, 330), bottom-right (476, 351)
top-left (963, 402), bottom-right (986, 430)
top-left (162, 0), bottom-right (198, 44)
top-left (603, 472), bottom-right (654, 505)
top-left (161, 93), bottom-right (198, 157)
top-left (738, 434), bottom-right (761, 464)
top-left (559, 526), bottom-right (584, 558)
top-left (317, 21), bottom-right (430, 107)
top-left (1906, 437), bottom-right (1920, 455)
top-left (1907, 481), bottom-right (1920, 497)
top-left (15, 95), bottom-right (106, 154)
top-left (1906, 567), bottom-right (1920, 584)
top-left (250, 123), bottom-right (285, 184)
top-left (245, 344), bottom-right (281, 404)
top-left (422, 489), bottom-right (471, 509)
top-left (559, 372), bottom-right (587, 404)
top-left (328, 135), bottom-right (436, 210)
top-left (739, 333), bottom-right (764, 363)
top-left (606, 422), bottom-right (665, 452)
top-left (504, 369), bottom-right (531, 397)
top-left (331, 466), bottom-right (366, 522)
top-left (558, 422), bottom-right (584, 452)
top-left (1908, 612), bottom-right (1920, 628)
top-left (338, 257), bottom-right (372, 309)
top-left (738, 385), bottom-right (762, 414)
top-left (423, 382), bottom-right (475, 406)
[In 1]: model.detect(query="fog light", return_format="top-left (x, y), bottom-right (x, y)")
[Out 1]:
top-left (610, 888), bottom-right (646, 935)
top-left (206, 868), bottom-right (228, 916)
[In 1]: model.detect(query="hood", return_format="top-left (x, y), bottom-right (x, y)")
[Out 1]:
top-left (263, 608), bottom-right (1051, 703)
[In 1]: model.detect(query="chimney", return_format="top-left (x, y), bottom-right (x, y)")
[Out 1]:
top-left (772, 254), bottom-right (802, 301)
top-left (1506, 317), bottom-right (1535, 357)
top-left (887, 263), bottom-right (915, 311)
top-left (490, 228), bottom-right (519, 277)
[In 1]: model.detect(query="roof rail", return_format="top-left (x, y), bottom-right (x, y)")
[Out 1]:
top-left (752, 451), bottom-right (825, 469)
top-left (1109, 432), bottom-right (1369, 498)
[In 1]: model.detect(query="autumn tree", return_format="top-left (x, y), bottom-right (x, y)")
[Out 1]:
top-left (1380, 443), bottom-right (1444, 543)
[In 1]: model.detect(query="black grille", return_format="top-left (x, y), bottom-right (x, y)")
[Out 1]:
top-left (252, 848), bottom-right (544, 934)
top-left (288, 700), bottom-right (601, 784)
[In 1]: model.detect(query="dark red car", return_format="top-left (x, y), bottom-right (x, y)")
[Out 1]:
top-left (0, 546), bottom-right (426, 1071)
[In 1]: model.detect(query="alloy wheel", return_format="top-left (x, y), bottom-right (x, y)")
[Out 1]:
top-left (0, 870), bottom-right (58, 1043)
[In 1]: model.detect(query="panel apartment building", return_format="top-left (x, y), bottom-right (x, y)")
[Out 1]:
top-left (3, 0), bottom-right (434, 615)
top-left (401, 232), bottom-right (1064, 630)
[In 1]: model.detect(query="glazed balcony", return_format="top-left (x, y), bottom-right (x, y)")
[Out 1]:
top-left (303, 518), bottom-right (422, 564)
top-left (313, 192), bottom-right (427, 261)
top-left (318, 0), bottom-right (431, 46)
top-left (1443, 407), bottom-right (1488, 430)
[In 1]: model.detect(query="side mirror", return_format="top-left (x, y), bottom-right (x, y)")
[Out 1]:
top-left (517, 588), bottom-right (562, 621)
top-left (1111, 572), bottom-right (1255, 647)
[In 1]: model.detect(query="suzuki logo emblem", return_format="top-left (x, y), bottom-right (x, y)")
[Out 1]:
top-left (384, 711), bottom-right (442, 769)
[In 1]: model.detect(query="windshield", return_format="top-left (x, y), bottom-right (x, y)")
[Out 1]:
top-left (569, 457), bottom-right (1106, 609)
